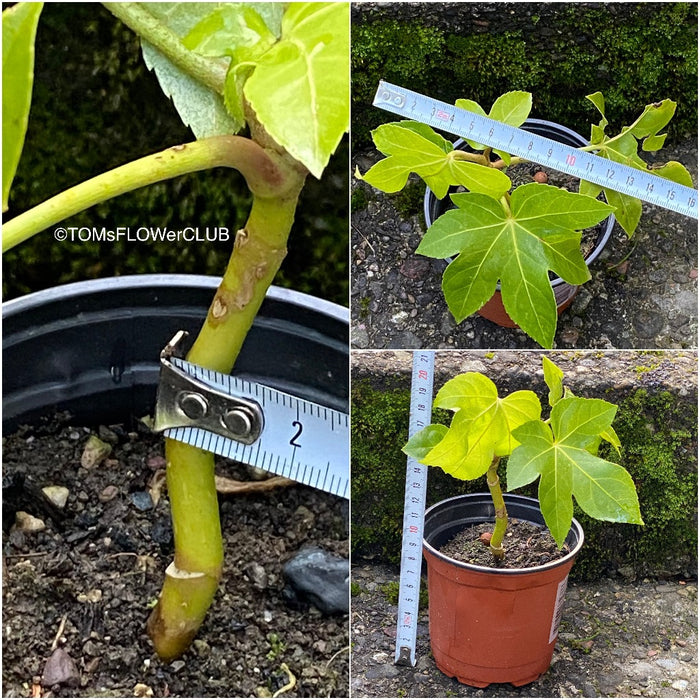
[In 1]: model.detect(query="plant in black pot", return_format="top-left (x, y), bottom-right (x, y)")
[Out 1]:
top-left (357, 90), bottom-right (693, 348)
top-left (403, 356), bottom-right (643, 687)
top-left (3, 0), bottom-right (349, 669)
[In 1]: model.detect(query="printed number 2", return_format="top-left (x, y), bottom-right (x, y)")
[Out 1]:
top-left (290, 421), bottom-right (303, 447)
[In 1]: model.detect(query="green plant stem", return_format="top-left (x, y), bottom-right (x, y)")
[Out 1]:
top-left (147, 160), bottom-right (307, 661)
top-left (102, 2), bottom-right (227, 94)
top-left (2, 135), bottom-right (285, 252)
top-left (486, 456), bottom-right (507, 560)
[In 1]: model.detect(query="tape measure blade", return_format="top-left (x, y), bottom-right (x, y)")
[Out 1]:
top-left (394, 351), bottom-right (434, 666)
top-left (373, 81), bottom-right (698, 219)
top-left (167, 359), bottom-right (349, 499)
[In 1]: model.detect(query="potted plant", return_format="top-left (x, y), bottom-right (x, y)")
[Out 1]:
top-left (403, 356), bottom-right (643, 687)
top-left (357, 90), bottom-right (694, 348)
top-left (3, 0), bottom-right (349, 670)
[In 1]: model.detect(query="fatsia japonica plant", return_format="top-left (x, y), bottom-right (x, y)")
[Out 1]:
top-left (3, 1), bottom-right (349, 660)
top-left (357, 91), bottom-right (693, 348)
top-left (403, 356), bottom-right (643, 560)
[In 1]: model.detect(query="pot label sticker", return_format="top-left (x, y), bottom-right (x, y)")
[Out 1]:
top-left (549, 575), bottom-right (569, 644)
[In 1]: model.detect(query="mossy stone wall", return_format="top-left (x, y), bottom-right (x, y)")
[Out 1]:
top-left (351, 351), bottom-right (697, 581)
top-left (352, 2), bottom-right (698, 147)
top-left (4, 4), bottom-right (348, 306)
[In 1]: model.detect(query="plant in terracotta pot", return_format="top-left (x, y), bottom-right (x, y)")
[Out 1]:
top-left (3, 0), bottom-right (349, 664)
top-left (403, 356), bottom-right (643, 687)
top-left (357, 90), bottom-right (694, 348)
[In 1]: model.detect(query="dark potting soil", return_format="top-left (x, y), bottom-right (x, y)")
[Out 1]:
top-left (2, 412), bottom-right (349, 698)
top-left (438, 519), bottom-right (570, 569)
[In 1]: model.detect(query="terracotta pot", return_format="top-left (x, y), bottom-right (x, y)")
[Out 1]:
top-left (423, 118), bottom-right (616, 329)
top-left (423, 493), bottom-right (584, 688)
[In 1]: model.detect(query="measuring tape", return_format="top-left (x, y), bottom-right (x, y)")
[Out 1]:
top-left (154, 332), bottom-right (349, 499)
top-left (395, 350), bottom-right (434, 666)
top-left (373, 81), bottom-right (698, 219)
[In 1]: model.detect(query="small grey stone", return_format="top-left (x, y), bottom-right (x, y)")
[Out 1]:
top-left (98, 425), bottom-right (120, 444)
top-left (246, 562), bottom-right (268, 591)
top-left (42, 648), bottom-right (79, 687)
top-left (283, 547), bottom-right (348, 614)
top-left (129, 491), bottom-right (153, 511)
top-left (365, 663), bottom-right (400, 680)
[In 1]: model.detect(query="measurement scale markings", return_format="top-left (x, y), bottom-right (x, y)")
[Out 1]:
top-left (374, 81), bottom-right (698, 219)
top-left (164, 359), bottom-right (348, 498)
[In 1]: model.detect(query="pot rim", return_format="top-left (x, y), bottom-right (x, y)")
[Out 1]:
top-left (2, 273), bottom-right (349, 323)
top-left (423, 493), bottom-right (584, 576)
top-left (422, 117), bottom-right (616, 288)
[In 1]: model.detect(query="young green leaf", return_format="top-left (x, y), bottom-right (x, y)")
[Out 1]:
top-left (360, 122), bottom-right (511, 198)
top-left (182, 5), bottom-right (281, 59)
top-left (542, 356), bottom-right (564, 407)
top-left (181, 4), bottom-right (281, 125)
top-left (244, 2), bottom-right (349, 178)
top-left (419, 183), bottom-right (613, 347)
top-left (402, 424), bottom-right (449, 461)
top-left (456, 91), bottom-right (532, 161)
top-left (137, 3), bottom-right (251, 138)
top-left (488, 91), bottom-right (532, 129)
top-left (2, 2), bottom-right (43, 212)
top-left (583, 96), bottom-right (693, 237)
top-left (509, 396), bottom-right (643, 547)
top-left (415, 373), bottom-right (540, 480)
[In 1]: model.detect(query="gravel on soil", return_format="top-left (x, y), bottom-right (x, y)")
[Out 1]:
top-left (351, 562), bottom-right (697, 698)
top-left (2, 414), bottom-right (349, 698)
top-left (351, 137), bottom-right (698, 350)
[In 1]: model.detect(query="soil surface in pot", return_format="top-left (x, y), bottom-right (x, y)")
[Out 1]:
top-left (438, 519), bottom-right (569, 569)
top-left (3, 412), bottom-right (349, 698)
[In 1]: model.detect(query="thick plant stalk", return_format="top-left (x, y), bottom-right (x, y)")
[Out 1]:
top-left (4, 132), bottom-right (306, 657)
top-left (486, 456), bottom-right (507, 561)
top-left (147, 158), bottom-right (307, 661)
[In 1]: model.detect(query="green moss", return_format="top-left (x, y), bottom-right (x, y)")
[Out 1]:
top-left (353, 4), bottom-right (697, 148)
top-left (381, 580), bottom-right (428, 609)
top-left (573, 389), bottom-right (697, 581)
top-left (389, 179), bottom-right (425, 219)
top-left (352, 19), bottom-right (446, 145)
top-left (352, 382), bottom-right (697, 580)
top-left (351, 186), bottom-right (370, 213)
top-left (351, 380), bottom-right (457, 565)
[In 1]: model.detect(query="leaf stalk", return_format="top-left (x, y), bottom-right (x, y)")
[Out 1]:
top-left (2, 135), bottom-right (288, 252)
top-left (102, 2), bottom-right (227, 94)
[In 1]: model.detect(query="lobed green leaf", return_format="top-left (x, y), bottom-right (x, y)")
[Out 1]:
top-left (244, 2), bottom-right (349, 178)
top-left (363, 122), bottom-right (511, 199)
top-left (425, 183), bottom-right (612, 347)
top-left (402, 424), bottom-right (448, 461)
top-left (511, 395), bottom-right (642, 547)
top-left (415, 373), bottom-right (540, 480)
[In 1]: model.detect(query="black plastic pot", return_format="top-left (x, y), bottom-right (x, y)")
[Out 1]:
top-left (3, 275), bottom-right (348, 431)
top-left (423, 119), bottom-right (616, 323)
top-left (423, 493), bottom-right (584, 687)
